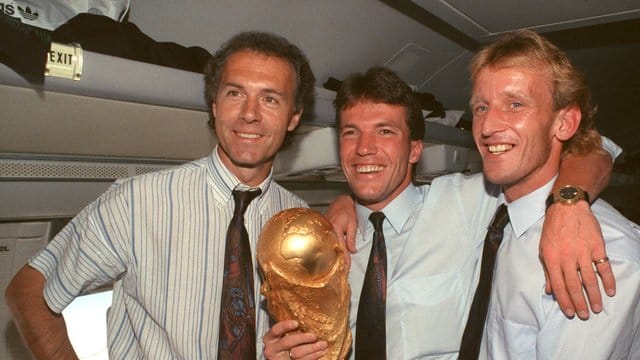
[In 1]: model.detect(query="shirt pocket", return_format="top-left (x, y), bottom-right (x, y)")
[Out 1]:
top-left (488, 315), bottom-right (537, 360)
top-left (395, 271), bottom-right (465, 359)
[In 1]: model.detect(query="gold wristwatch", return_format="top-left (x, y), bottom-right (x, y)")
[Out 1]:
top-left (546, 185), bottom-right (590, 210)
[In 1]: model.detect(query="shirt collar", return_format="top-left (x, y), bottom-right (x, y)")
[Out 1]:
top-left (504, 176), bottom-right (556, 237)
top-left (355, 183), bottom-right (422, 239)
top-left (206, 145), bottom-right (273, 205)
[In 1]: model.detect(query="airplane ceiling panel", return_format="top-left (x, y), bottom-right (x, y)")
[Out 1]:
top-left (417, 0), bottom-right (640, 39)
top-left (127, 0), bottom-right (466, 90)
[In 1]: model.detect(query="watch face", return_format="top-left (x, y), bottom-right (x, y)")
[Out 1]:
top-left (559, 186), bottom-right (579, 200)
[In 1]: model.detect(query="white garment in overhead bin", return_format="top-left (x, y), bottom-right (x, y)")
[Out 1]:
top-left (2, 0), bottom-right (130, 30)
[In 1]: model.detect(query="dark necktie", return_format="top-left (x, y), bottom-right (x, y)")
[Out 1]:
top-left (459, 204), bottom-right (510, 359)
top-left (355, 211), bottom-right (387, 360)
top-left (218, 188), bottom-right (262, 360)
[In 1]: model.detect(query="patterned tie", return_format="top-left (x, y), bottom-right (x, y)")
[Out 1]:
top-left (459, 204), bottom-right (510, 359)
top-left (218, 188), bottom-right (262, 360)
top-left (355, 211), bottom-right (387, 360)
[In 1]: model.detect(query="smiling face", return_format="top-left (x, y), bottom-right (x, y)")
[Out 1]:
top-left (339, 101), bottom-right (422, 211)
top-left (471, 65), bottom-right (565, 201)
top-left (212, 50), bottom-right (301, 186)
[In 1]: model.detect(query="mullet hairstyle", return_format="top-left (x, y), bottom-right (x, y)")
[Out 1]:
top-left (470, 29), bottom-right (601, 155)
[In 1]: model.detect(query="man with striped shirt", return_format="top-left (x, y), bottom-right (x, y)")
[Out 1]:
top-left (5, 31), bottom-right (315, 359)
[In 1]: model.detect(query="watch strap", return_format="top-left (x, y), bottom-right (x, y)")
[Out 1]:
top-left (545, 186), bottom-right (590, 210)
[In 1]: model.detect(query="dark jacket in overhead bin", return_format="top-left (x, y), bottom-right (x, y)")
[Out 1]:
top-left (51, 13), bottom-right (212, 73)
top-left (0, 13), bottom-right (49, 84)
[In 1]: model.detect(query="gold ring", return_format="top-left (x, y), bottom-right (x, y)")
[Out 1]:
top-left (593, 257), bottom-right (609, 265)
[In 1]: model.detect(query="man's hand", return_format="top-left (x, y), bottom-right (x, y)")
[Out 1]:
top-left (263, 320), bottom-right (328, 360)
top-left (326, 194), bottom-right (358, 255)
top-left (539, 201), bottom-right (616, 319)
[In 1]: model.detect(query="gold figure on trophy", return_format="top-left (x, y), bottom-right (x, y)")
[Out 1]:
top-left (258, 208), bottom-right (351, 359)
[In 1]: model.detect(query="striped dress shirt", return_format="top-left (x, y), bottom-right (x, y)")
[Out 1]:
top-left (30, 147), bottom-right (307, 359)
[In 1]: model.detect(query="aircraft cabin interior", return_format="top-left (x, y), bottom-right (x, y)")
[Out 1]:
top-left (1, 1), bottom-right (639, 358)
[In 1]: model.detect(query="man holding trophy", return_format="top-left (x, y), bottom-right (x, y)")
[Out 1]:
top-left (262, 65), bottom-right (616, 359)
top-left (258, 207), bottom-right (352, 359)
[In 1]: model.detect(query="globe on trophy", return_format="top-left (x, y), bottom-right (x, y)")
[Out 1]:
top-left (257, 207), bottom-right (351, 359)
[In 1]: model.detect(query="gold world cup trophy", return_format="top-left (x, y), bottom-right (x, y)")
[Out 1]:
top-left (257, 207), bottom-right (352, 359)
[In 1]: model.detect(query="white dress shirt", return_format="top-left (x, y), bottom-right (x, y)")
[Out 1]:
top-left (480, 179), bottom-right (640, 359)
top-left (346, 137), bottom-right (621, 359)
top-left (348, 173), bottom-right (500, 359)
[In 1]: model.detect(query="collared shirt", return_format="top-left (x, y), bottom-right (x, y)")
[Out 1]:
top-left (348, 173), bottom-right (500, 359)
top-left (602, 135), bottom-right (623, 161)
top-left (30, 146), bottom-right (307, 359)
top-left (344, 136), bottom-right (622, 359)
top-left (480, 179), bottom-right (640, 359)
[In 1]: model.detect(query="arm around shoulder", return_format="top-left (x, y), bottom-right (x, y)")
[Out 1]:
top-left (540, 141), bottom-right (616, 320)
top-left (5, 264), bottom-right (78, 360)
top-left (554, 133), bottom-right (620, 199)
top-left (555, 149), bottom-right (612, 200)
top-left (326, 194), bottom-right (358, 254)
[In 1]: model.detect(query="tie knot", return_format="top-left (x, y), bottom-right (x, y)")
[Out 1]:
top-left (232, 188), bottom-right (262, 216)
top-left (369, 211), bottom-right (386, 232)
top-left (488, 204), bottom-right (510, 233)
